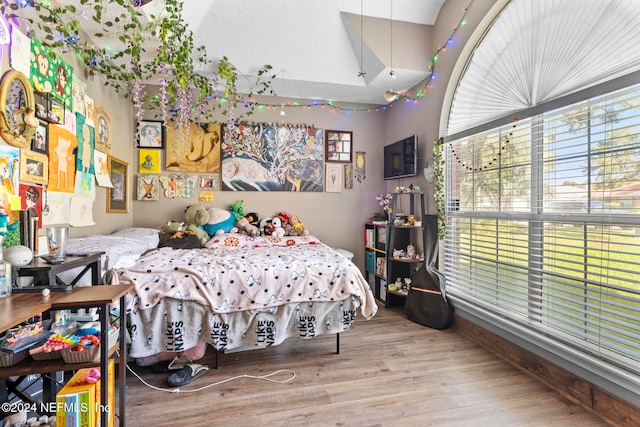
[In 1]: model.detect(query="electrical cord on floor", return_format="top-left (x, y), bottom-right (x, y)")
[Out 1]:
top-left (125, 363), bottom-right (296, 394)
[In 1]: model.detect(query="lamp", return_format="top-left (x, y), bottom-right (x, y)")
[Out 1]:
top-left (384, 90), bottom-right (399, 103)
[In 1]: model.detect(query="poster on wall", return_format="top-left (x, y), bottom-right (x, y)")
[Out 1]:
top-left (10, 27), bottom-right (31, 76)
top-left (29, 37), bottom-right (73, 110)
top-left (69, 172), bottom-right (95, 226)
top-left (93, 150), bottom-right (112, 187)
top-left (75, 112), bottom-right (95, 174)
top-left (165, 121), bottom-right (220, 172)
top-left (19, 184), bottom-right (43, 229)
top-left (221, 123), bottom-right (324, 191)
top-left (0, 145), bottom-right (20, 196)
top-left (72, 75), bottom-right (86, 115)
top-left (42, 191), bottom-right (72, 226)
top-left (94, 102), bottom-right (111, 154)
top-left (47, 125), bottom-right (78, 193)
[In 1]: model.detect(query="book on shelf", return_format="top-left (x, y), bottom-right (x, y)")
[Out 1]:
top-left (365, 229), bottom-right (374, 247)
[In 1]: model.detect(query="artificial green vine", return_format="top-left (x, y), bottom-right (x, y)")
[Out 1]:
top-left (433, 136), bottom-right (446, 239)
top-left (1, 0), bottom-right (274, 126)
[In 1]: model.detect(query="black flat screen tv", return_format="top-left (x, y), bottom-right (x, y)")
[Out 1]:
top-left (383, 134), bottom-right (418, 180)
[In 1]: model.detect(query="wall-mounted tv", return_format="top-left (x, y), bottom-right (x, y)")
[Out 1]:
top-left (383, 134), bottom-right (418, 180)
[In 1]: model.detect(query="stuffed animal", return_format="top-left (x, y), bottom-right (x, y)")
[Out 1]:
top-left (260, 217), bottom-right (274, 236)
top-left (288, 214), bottom-right (309, 236)
top-left (203, 207), bottom-right (236, 236)
top-left (245, 212), bottom-right (260, 227)
top-left (271, 217), bottom-right (285, 238)
top-left (184, 204), bottom-right (210, 245)
top-left (230, 200), bottom-right (245, 220)
top-left (158, 220), bottom-right (184, 234)
top-left (236, 217), bottom-right (260, 237)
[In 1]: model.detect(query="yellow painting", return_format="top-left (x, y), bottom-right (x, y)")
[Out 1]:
top-left (165, 121), bottom-right (220, 173)
top-left (139, 149), bottom-right (161, 174)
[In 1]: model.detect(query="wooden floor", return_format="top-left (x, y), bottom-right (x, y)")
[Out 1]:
top-left (121, 303), bottom-right (609, 426)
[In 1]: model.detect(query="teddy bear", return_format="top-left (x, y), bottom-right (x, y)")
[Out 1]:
top-left (184, 204), bottom-right (210, 245)
top-left (271, 217), bottom-right (286, 238)
top-left (203, 207), bottom-right (237, 236)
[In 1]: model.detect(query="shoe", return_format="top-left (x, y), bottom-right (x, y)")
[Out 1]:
top-left (150, 356), bottom-right (191, 373)
top-left (167, 363), bottom-right (210, 387)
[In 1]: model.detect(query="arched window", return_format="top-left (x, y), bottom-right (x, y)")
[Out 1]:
top-left (443, 0), bottom-right (640, 402)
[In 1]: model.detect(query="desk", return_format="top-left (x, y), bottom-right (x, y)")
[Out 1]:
top-left (14, 252), bottom-right (104, 292)
top-left (0, 284), bottom-right (132, 426)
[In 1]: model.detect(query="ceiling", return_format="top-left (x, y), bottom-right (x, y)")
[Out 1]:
top-left (141, 0), bottom-right (446, 105)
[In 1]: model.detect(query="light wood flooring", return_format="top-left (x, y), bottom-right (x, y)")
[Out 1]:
top-left (121, 303), bottom-right (609, 426)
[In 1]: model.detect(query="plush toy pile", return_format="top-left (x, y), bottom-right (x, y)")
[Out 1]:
top-left (157, 202), bottom-right (310, 247)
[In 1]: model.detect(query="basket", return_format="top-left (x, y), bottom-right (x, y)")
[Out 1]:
top-left (31, 347), bottom-right (65, 360)
top-left (0, 349), bottom-right (29, 367)
top-left (61, 328), bottom-right (118, 364)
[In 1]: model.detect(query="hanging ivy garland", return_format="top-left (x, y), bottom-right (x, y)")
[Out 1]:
top-left (1, 0), bottom-right (275, 130)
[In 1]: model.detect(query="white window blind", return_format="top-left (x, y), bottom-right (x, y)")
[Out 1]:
top-left (444, 83), bottom-right (640, 374)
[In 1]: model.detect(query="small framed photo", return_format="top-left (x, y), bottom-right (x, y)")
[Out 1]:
top-left (325, 163), bottom-right (343, 192)
top-left (199, 176), bottom-right (217, 189)
top-left (137, 120), bottom-right (165, 148)
top-left (107, 156), bottom-right (129, 213)
top-left (325, 130), bottom-right (353, 163)
top-left (19, 150), bottom-right (48, 185)
top-left (31, 122), bottom-right (48, 154)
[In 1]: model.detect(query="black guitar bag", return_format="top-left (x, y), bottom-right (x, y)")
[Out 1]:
top-left (404, 215), bottom-right (454, 330)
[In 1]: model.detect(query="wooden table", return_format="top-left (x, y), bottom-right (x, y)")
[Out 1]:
top-left (0, 284), bottom-right (132, 426)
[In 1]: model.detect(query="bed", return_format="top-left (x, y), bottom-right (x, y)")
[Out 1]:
top-left (110, 233), bottom-right (378, 359)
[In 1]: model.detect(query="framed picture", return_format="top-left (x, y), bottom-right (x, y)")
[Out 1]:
top-left (31, 122), bottom-right (48, 154)
top-left (325, 163), bottom-right (343, 192)
top-left (325, 130), bottom-right (352, 163)
top-left (106, 156), bottom-right (129, 213)
top-left (137, 175), bottom-right (160, 201)
top-left (199, 175), bottom-right (217, 189)
top-left (19, 150), bottom-right (48, 185)
top-left (137, 120), bottom-right (165, 148)
top-left (138, 149), bottom-right (161, 174)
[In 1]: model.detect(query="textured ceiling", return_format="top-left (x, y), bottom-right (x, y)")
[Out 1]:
top-left (166, 0), bottom-right (446, 105)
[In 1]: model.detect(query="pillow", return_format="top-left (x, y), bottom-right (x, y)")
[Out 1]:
top-left (110, 227), bottom-right (159, 246)
top-left (158, 231), bottom-right (202, 249)
top-left (264, 235), bottom-right (321, 246)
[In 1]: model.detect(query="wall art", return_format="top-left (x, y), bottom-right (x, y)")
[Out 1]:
top-left (137, 175), bottom-right (160, 201)
top-left (166, 121), bottom-right (220, 172)
top-left (94, 102), bottom-right (111, 154)
top-left (325, 163), bottom-right (342, 193)
top-left (107, 156), bottom-right (129, 213)
top-left (75, 112), bottom-right (94, 174)
top-left (139, 149), bottom-right (161, 174)
top-left (20, 150), bottom-right (48, 186)
top-left (32, 122), bottom-right (48, 154)
top-left (137, 120), bottom-right (165, 148)
top-left (221, 123), bottom-right (324, 191)
top-left (47, 124), bottom-right (77, 193)
top-left (325, 130), bottom-right (352, 163)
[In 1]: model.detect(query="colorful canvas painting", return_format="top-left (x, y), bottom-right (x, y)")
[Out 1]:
top-left (165, 121), bottom-right (220, 172)
top-left (29, 37), bottom-right (73, 110)
top-left (221, 123), bottom-right (324, 191)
